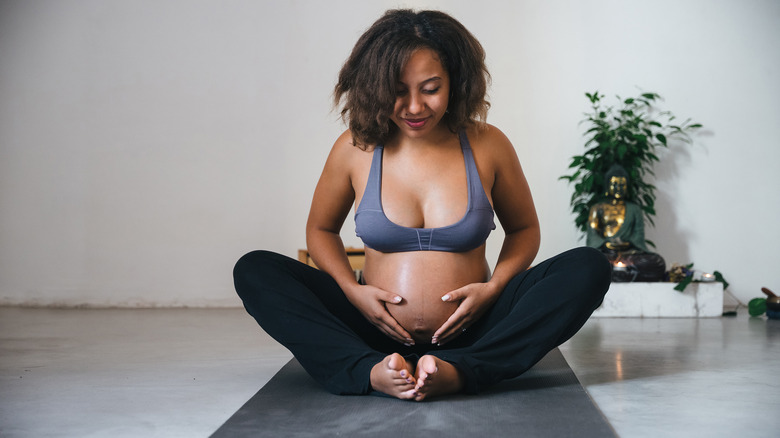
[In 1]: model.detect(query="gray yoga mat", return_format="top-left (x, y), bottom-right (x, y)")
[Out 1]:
top-left (211, 349), bottom-right (615, 437)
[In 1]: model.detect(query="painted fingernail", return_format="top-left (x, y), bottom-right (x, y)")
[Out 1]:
top-left (441, 294), bottom-right (450, 301)
top-left (431, 336), bottom-right (438, 344)
top-left (406, 338), bottom-right (415, 345)
top-left (392, 296), bottom-right (402, 303)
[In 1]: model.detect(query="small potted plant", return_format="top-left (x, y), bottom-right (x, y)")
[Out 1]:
top-left (560, 91), bottom-right (702, 247)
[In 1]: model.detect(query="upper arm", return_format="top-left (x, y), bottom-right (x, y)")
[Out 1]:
top-left (477, 125), bottom-right (540, 237)
top-left (306, 131), bottom-right (359, 236)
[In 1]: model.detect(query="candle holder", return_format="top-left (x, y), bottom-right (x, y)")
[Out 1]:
top-left (611, 260), bottom-right (639, 282)
top-left (698, 272), bottom-right (716, 282)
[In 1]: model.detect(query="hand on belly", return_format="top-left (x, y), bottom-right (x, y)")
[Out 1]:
top-left (363, 249), bottom-right (490, 344)
top-left (387, 292), bottom-right (460, 344)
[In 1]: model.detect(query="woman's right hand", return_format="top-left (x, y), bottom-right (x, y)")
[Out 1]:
top-left (345, 284), bottom-right (414, 345)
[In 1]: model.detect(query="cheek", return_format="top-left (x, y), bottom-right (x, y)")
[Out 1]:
top-left (434, 95), bottom-right (449, 113)
top-left (392, 99), bottom-right (404, 115)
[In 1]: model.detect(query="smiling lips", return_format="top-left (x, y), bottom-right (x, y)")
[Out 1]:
top-left (403, 117), bottom-right (429, 129)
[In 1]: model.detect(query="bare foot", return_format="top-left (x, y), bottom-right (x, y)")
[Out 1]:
top-left (413, 355), bottom-right (464, 401)
top-left (370, 353), bottom-right (418, 399)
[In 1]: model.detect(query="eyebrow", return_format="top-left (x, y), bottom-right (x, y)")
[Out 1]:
top-left (397, 76), bottom-right (443, 87)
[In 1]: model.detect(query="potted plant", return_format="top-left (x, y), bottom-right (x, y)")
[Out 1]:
top-left (560, 91), bottom-right (702, 247)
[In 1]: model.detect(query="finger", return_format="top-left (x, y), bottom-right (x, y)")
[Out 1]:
top-left (442, 282), bottom-right (477, 301)
top-left (375, 316), bottom-right (413, 344)
top-left (432, 312), bottom-right (468, 345)
top-left (439, 328), bottom-right (467, 346)
top-left (435, 328), bottom-right (462, 346)
top-left (440, 289), bottom-right (463, 303)
top-left (359, 301), bottom-right (406, 343)
top-left (376, 322), bottom-right (407, 344)
top-left (379, 291), bottom-right (403, 305)
top-left (373, 301), bottom-right (414, 344)
top-left (383, 318), bottom-right (414, 344)
top-left (365, 289), bottom-right (413, 343)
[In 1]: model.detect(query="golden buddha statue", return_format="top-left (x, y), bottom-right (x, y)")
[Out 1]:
top-left (586, 165), bottom-right (665, 282)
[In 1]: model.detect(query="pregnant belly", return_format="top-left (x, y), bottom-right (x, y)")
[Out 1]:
top-left (363, 249), bottom-right (490, 344)
top-left (388, 287), bottom-right (460, 343)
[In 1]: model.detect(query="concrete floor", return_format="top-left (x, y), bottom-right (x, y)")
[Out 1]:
top-left (1, 307), bottom-right (778, 437)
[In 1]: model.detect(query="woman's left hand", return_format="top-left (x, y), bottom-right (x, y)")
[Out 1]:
top-left (431, 282), bottom-right (501, 345)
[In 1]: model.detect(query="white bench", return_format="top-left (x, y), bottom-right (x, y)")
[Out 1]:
top-left (591, 282), bottom-right (723, 317)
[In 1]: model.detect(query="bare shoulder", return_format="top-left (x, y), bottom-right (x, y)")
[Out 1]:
top-left (325, 130), bottom-right (372, 169)
top-left (330, 129), bottom-right (360, 158)
top-left (465, 124), bottom-right (520, 168)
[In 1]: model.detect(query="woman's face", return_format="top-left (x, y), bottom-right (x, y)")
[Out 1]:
top-left (390, 48), bottom-right (451, 139)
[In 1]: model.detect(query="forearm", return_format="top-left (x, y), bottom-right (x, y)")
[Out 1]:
top-left (307, 226), bottom-right (411, 344)
top-left (306, 227), bottom-right (361, 295)
top-left (486, 226), bottom-right (540, 293)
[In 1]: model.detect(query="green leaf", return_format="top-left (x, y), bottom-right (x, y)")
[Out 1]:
top-left (675, 276), bottom-right (693, 291)
top-left (713, 271), bottom-right (729, 290)
top-left (583, 173), bottom-right (595, 191)
top-left (647, 152), bottom-right (660, 162)
top-left (655, 133), bottom-right (667, 145)
top-left (587, 92), bottom-right (601, 104)
top-left (617, 144), bottom-right (627, 160)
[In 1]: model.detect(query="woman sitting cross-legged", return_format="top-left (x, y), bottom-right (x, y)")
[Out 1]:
top-left (233, 9), bottom-right (611, 401)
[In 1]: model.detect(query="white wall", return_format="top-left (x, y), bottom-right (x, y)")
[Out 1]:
top-left (1, 0), bottom-right (778, 307)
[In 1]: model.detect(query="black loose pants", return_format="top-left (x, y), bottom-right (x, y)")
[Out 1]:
top-left (234, 247), bottom-right (610, 395)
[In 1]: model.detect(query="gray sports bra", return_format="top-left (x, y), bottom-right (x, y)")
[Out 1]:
top-left (355, 131), bottom-right (495, 252)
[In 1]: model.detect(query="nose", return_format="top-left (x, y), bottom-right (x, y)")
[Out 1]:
top-left (405, 91), bottom-right (424, 115)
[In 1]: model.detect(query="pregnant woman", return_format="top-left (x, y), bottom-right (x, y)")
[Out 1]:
top-left (233, 9), bottom-right (611, 401)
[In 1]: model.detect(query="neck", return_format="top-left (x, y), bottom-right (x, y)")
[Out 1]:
top-left (389, 124), bottom-right (454, 150)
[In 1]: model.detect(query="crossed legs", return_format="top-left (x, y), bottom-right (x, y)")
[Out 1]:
top-left (234, 247), bottom-right (610, 399)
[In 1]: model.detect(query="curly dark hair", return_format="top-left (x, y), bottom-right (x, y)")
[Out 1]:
top-left (334, 9), bottom-right (491, 149)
